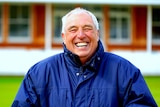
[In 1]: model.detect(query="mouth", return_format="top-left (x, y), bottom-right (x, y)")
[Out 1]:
top-left (75, 42), bottom-right (88, 47)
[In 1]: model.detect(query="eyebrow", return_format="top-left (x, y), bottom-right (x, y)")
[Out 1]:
top-left (69, 25), bottom-right (77, 29)
top-left (67, 26), bottom-right (77, 31)
top-left (68, 24), bottom-right (93, 30)
top-left (83, 25), bottom-right (93, 28)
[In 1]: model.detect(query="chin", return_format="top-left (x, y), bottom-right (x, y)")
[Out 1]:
top-left (77, 53), bottom-right (89, 57)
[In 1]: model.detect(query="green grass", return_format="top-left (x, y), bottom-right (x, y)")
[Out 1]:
top-left (0, 76), bottom-right (23, 107)
top-left (144, 76), bottom-right (160, 106)
top-left (0, 76), bottom-right (159, 107)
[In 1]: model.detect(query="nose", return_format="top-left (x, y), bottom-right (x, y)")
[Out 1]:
top-left (77, 29), bottom-right (85, 39)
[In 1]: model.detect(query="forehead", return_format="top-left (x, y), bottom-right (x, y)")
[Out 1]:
top-left (68, 12), bottom-right (93, 22)
top-left (65, 12), bottom-right (94, 27)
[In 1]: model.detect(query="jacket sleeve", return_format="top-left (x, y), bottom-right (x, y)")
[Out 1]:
top-left (11, 71), bottom-right (39, 107)
top-left (118, 59), bottom-right (158, 107)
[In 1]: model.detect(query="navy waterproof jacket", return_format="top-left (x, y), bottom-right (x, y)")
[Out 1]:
top-left (12, 41), bottom-right (157, 107)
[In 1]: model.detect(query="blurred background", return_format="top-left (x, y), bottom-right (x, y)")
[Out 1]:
top-left (0, 0), bottom-right (160, 106)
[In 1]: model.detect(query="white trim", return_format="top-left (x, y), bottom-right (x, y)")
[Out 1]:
top-left (147, 5), bottom-right (152, 53)
top-left (45, 4), bottom-right (52, 50)
top-left (1, 0), bottom-right (160, 5)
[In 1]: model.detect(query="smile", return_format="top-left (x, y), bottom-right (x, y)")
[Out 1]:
top-left (76, 42), bottom-right (88, 47)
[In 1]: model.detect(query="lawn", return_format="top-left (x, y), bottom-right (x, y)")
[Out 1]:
top-left (0, 76), bottom-right (159, 107)
top-left (144, 76), bottom-right (160, 106)
top-left (0, 76), bottom-right (23, 107)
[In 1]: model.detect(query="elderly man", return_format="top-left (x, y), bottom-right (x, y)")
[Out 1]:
top-left (12, 7), bottom-right (157, 107)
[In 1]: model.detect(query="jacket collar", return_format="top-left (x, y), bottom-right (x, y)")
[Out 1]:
top-left (63, 40), bottom-right (104, 71)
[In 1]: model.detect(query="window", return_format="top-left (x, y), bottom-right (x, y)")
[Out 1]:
top-left (9, 5), bottom-right (31, 43)
top-left (0, 5), bottom-right (2, 42)
top-left (53, 5), bottom-right (74, 43)
top-left (109, 7), bottom-right (131, 44)
top-left (152, 7), bottom-right (160, 44)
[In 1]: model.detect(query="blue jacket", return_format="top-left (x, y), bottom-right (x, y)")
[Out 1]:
top-left (12, 41), bottom-right (157, 107)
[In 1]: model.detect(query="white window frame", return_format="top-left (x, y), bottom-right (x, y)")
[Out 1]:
top-left (8, 4), bottom-right (31, 43)
top-left (109, 6), bottom-right (131, 44)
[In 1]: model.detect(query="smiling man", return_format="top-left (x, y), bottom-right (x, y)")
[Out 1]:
top-left (12, 8), bottom-right (157, 107)
top-left (62, 10), bottom-right (99, 64)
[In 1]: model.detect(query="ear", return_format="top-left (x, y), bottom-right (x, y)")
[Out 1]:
top-left (61, 33), bottom-right (66, 44)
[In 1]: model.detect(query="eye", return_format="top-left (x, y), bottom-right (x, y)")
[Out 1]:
top-left (70, 28), bottom-right (77, 32)
top-left (68, 26), bottom-right (77, 33)
top-left (83, 26), bottom-right (93, 32)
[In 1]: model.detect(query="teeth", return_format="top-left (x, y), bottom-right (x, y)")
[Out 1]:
top-left (76, 42), bottom-right (87, 47)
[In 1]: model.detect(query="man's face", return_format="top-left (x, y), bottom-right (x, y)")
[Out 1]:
top-left (62, 12), bottom-right (99, 64)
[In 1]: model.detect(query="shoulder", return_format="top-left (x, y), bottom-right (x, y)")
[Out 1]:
top-left (23, 53), bottom-right (65, 86)
top-left (103, 52), bottom-right (139, 71)
top-left (103, 52), bottom-right (142, 83)
top-left (27, 53), bottom-right (64, 75)
top-left (103, 52), bottom-right (129, 64)
top-left (37, 52), bottom-right (64, 66)
top-left (39, 53), bottom-right (64, 64)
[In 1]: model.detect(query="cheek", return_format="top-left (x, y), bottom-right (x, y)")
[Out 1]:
top-left (89, 32), bottom-right (99, 41)
top-left (64, 35), bottom-right (75, 44)
top-left (69, 34), bottom-right (77, 41)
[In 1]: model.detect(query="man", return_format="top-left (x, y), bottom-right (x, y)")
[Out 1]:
top-left (12, 7), bottom-right (157, 107)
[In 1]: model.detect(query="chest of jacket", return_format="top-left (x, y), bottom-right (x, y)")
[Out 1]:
top-left (34, 57), bottom-right (120, 107)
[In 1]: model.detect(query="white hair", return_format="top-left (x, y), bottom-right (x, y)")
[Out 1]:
top-left (61, 7), bottom-right (99, 33)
